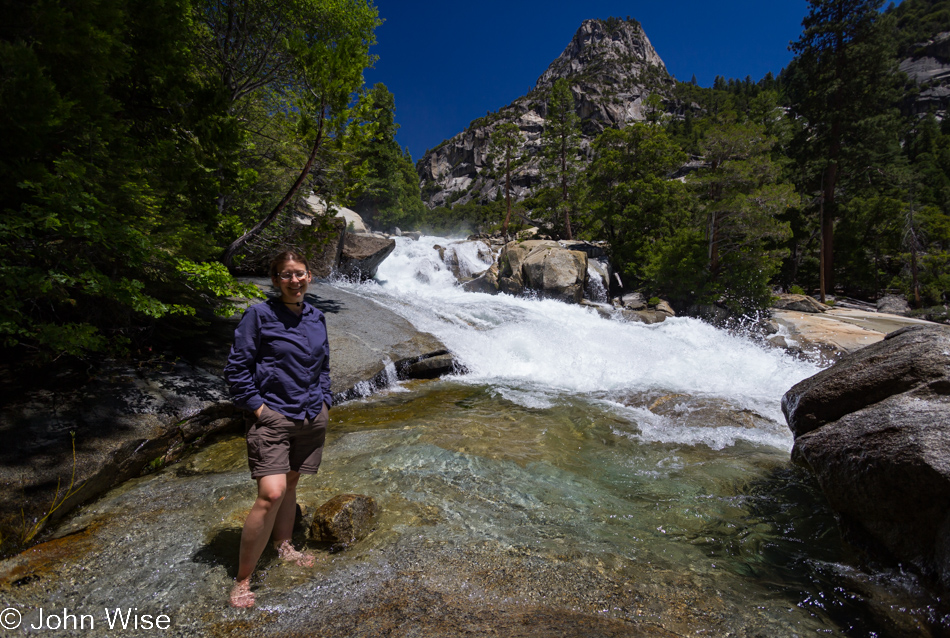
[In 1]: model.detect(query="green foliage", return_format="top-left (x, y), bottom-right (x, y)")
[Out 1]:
top-left (489, 123), bottom-right (526, 237)
top-left (586, 123), bottom-right (689, 287)
top-left (0, 0), bottom-right (378, 361)
top-left (534, 78), bottom-right (585, 239)
top-left (338, 84), bottom-right (426, 231)
top-left (643, 228), bottom-right (710, 306)
top-left (890, 0), bottom-right (950, 56)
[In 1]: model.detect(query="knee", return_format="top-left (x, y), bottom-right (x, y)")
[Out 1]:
top-left (257, 484), bottom-right (287, 507)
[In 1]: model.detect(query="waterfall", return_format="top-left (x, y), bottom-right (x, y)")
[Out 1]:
top-left (336, 235), bottom-right (822, 451)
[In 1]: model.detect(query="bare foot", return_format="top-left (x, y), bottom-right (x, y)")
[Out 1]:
top-left (274, 539), bottom-right (316, 567)
top-left (230, 578), bottom-right (255, 608)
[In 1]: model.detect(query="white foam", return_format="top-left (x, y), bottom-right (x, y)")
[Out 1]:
top-left (338, 235), bottom-right (823, 450)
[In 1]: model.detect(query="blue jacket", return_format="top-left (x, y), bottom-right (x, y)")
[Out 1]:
top-left (224, 298), bottom-right (332, 420)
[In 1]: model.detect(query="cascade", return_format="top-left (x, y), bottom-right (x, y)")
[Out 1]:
top-left (338, 235), bottom-right (822, 451)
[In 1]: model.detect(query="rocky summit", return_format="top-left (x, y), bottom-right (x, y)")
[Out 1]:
top-left (416, 17), bottom-right (675, 208)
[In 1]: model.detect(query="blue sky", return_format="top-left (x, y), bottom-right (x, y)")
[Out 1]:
top-left (364, 1), bottom-right (819, 161)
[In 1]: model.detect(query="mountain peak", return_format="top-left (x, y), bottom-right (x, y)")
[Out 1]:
top-left (535, 18), bottom-right (668, 91)
top-left (417, 17), bottom-right (675, 209)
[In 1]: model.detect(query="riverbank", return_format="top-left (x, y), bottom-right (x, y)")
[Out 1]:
top-left (770, 306), bottom-right (937, 362)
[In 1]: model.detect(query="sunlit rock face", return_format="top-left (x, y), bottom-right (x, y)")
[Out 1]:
top-left (416, 17), bottom-right (676, 209)
top-left (900, 31), bottom-right (950, 119)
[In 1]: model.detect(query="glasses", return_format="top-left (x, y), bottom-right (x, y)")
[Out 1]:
top-left (277, 270), bottom-right (309, 281)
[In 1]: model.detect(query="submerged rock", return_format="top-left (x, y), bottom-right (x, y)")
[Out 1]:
top-left (310, 494), bottom-right (379, 548)
top-left (783, 325), bottom-right (950, 593)
top-left (401, 354), bottom-right (457, 379)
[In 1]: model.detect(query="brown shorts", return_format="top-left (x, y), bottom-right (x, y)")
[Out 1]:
top-left (245, 404), bottom-right (328, 479)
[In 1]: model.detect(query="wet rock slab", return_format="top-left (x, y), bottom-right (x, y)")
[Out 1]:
top-left (0, 360), bottom-right (242, 537)
top-left (304, 283), bottom-right (455, 398)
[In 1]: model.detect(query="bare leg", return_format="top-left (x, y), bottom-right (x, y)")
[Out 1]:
top-left (271, 471), bottom-right (315, 567)
top-left (230, 474), bottom-right (288, 608)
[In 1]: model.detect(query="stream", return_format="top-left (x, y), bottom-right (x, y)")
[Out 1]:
top-left (0, 235), bottom-right (945, 637)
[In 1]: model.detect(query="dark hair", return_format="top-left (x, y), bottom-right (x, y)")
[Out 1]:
top-left (269, 251), bottom-right (310, 279)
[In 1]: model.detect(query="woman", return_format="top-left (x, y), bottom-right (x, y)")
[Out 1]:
top-left (223, 251), bottom-right (332, 608)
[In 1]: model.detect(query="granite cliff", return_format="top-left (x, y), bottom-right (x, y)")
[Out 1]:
top-left (416, 17), bottom-right (675, 208)
top-left (900, 30), bottom-right (950, 118)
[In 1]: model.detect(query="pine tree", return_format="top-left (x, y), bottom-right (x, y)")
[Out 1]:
top-left (787, 0), bottom-right (904, 300)
top-left (340, 84), bottom-right (425, 230)
top-left (688, 119), bottom-right (796, 309)
top-left (538, 79), bottom-right (583, 239)
top-left (488, 123), bottom-right (525, 239)
top-left (586, 124), bottom-right (688, 286)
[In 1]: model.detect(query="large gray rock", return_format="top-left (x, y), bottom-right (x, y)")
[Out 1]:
top-left (783, 324), bottom-right (950, 593)
top-left (306, 283), bottom-right (454, 399)
top-left (773, 293), bottom-right (829, 313)
top-left (497, 240), bottom-right (588, 303)
top-left (498, 240), bottom-right (556, 294)
top-left (522, 245), bottom-right (588, 303)
top-left (792, 392), bottom-right (950, 591)
top-left (877, 294), bottom-right (911, 316)
top-left (781, 325), bottom-right (950, 437)
top-left (899, 31), bottom-right (950, 119)
top-left (338, 233), bottom-right (396, 280)
top-left (462, 264), bottom-right (500, 295)
top-left (619, 292), bottom-right (647, 311)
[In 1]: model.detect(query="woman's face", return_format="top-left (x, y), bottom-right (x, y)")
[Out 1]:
top-left (272, 259), bottom-right (311, 304)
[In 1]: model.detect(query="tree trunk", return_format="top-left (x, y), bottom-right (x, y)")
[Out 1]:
top-left (222, 109), bottom-right (326, 270)
top-left (821, 160), bottom-right (837, 297)
top-left (708, 211), bottom-right (720, 275)
top-left (561, 138), bottom-right (572, 240)
top-left (501, 156), bottom-right (512, 240)
top-left (911, 244), bottom-right (920, 308)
